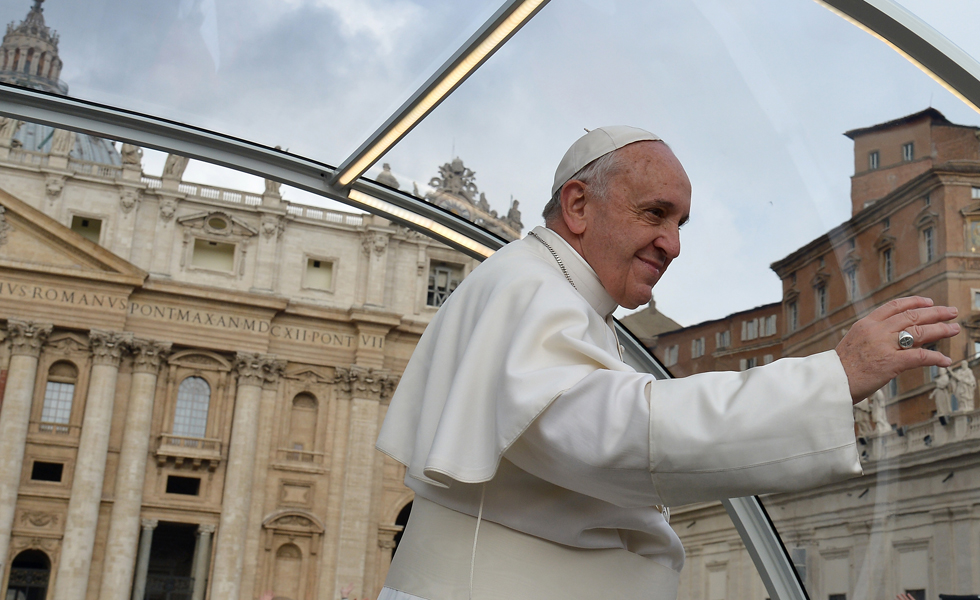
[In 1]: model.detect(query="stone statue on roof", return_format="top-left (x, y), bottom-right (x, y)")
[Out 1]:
top-left (853, 398), bottom-right (873, 438)
top-left (950, 360), bottom-right (976, 412)
top-left (430, 157), bottom-right (479, 204)
top-left (871, 388), bottom-right (890, 432)
top-left (121, 143), bottom-right (143, 167)
top-left (162, 153), bottom-right (190, 180)
top-left (930, 366), bottom-right (953, 416)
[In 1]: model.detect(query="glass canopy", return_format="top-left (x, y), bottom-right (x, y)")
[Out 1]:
top-left (1, 1), bottom-right (979, 599)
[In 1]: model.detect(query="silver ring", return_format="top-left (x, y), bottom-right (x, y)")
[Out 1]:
top-left (898, 330), bottom-right (914, 349)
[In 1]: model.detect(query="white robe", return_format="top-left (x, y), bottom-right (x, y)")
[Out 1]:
top-left (376, 226), bottom-right (862, 578)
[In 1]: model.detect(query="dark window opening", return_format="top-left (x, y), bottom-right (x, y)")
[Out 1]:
top-left (391, 501), bottom-right (413, 560)
top-left (166, 476), bottom-right (201, 496)
top-left (146, 522), bottom-right (198, 600)
top-left (30, 461), bottom-right (63, 482)
top-left (6, 549), bottom-right (51, 600)
top-left (904, 590), bottom-right (925, 600)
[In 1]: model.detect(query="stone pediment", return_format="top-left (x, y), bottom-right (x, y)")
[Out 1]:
top-left (0, 186), bottom-right (146, 286)
top-left (177, 211), bottom-right (258, 238)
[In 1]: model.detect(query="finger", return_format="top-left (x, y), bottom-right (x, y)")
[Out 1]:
top-left (884, 305), bottom-right (958, 330)
top-left (868, 296), bottom-right (935, 322)
top-left (896, 347), bottom-right (953, 371)
top-left (900, 322), bottom-right (961, 347)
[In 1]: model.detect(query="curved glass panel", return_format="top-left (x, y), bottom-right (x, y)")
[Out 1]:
top-left (384, 2), bottom-right (980, 599)
top-left (3, 1), bottom-right (980, 599)
top-left (1, 0), bottom-right (502, 164)
top-left (893, 0), bottom-right (980, 63)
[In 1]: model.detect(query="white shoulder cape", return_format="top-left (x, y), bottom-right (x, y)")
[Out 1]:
top-left (376, 234), bottom-right (628, 487)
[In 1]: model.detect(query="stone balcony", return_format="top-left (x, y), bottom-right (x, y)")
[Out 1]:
top-left (858, 408), bottom-right (980, 464)
top-left (154, 434), bottom-right (222, 471)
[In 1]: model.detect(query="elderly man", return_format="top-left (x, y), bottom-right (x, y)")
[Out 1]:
top-left (376, 127), bottom-right (959, 600)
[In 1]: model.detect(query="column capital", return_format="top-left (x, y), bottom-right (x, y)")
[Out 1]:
top-left (6, 319), bottom-right (53, 357)
top-left (90, 330), bottom-right (132, 366)
top-left (334, 365), bottom-right (398, 403)
top-left (140, 518), bottom-right (159, 530)
top-left (198, 523), bottom-right (216, 534)
top-left (130, 339), bottom-right (172, 373)
top-left (234, 352), bottom-right (286, 388)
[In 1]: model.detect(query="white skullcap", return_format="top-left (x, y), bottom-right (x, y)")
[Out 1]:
top-left (551, 126), bottom-right (662, 197)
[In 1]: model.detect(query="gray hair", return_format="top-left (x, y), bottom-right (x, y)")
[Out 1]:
top-left (541, 149), bottom-right (626, 224)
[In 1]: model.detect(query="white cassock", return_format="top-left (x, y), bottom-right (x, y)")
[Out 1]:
top-left (376, 226), bottom-right (862, 600)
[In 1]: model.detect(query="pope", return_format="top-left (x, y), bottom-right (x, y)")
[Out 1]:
top-left (375, 127), bottom-right (960, 600)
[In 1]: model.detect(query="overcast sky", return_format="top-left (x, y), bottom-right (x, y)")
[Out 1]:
top-left (11, 0), bottom-right (980, 326)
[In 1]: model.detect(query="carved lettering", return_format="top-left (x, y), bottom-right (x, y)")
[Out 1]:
top-left (0, 281), bottom-right (127, 311)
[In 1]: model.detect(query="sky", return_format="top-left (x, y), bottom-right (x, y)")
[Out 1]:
top-left (9, 0), bottom-right (980, 326)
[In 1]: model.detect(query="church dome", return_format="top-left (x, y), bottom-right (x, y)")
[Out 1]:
top-left (2, 1), bottom-right (120, 166)
top-left (0, 0), bottom-right (67, 95)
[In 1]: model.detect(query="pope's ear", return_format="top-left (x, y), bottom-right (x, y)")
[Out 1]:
top-left (560, 180), bottom-right (589, 235)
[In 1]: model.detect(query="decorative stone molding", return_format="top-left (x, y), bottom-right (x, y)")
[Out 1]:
top-left (361, 232), bottom-right (389, 256)
top-left (377, 524), bottom-right (401, 549)
top-left (20, 511), bottom-right (58, 527)
top-left (130, 339), bottom-right (172, 373)
top-left (140, 518), bottom-right (159, 530)
top-left (198, 523), bottom-right (217, 534)
top-left (89, 329), bottom-right (132, 366)
top-left (44, 174), bottom-right (65, 203)
top-left (159, 198), bottom-right (177, 222)
top-left (234, 352), bottom-right (285, 388)
top-left (0, 206), bottom-right (11, 246)
top-left (261, 215), bottom-right (284, 239)
top-left (334, 366), bottom-right (398, 403)
top-left (6, 318), bottom-right (52, 357)
top-left (119, 187), bottom-right (141, 214)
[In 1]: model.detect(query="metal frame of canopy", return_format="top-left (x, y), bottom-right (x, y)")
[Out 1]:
top-left (3, 1), bottom-right (979, 598)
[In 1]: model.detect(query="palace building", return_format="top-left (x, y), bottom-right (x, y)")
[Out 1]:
top-left (0, 4), bottom-right (521, 600)
top-left (651, 109), bottom-right (980, 600)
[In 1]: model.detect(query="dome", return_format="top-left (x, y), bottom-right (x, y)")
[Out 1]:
top-left (12, 121), bottom-right (121, 166)
top-left (0, 0), bottom-right (67, 95)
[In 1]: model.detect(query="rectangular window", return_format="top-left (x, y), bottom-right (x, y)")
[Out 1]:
top-left (304, 258), bottom-right (333, 291)
top-left (883, 217), bottom-right (890, 229)
top-left (30, 461), bottom-right (63, 482)
top-left (765, 315), bottom-right (777, 336)
top-left (741, 319), bottom-right (759, 341)
top-left (882, 248), bottom-right (893, 282)
top-left (788, 302), bottom-right (798, 332)
top-left (715, 330), bottom-right (731, 349)
top-left (40, 381), bottom-right (74, 434)
top-left (663, 345), bottom-right (679, 367)
top-left (973, 187), bottom-right (980, 200)
top-left (70, 215), bottom-right (102, 245)
top-left (191, 238), bottom-right (236, 272)
top-left (166, 475), bottom-right (201, 496)
top-left (922, 227), bottom-right (934, 263)
top-left (691, 337), bottom-right (705, 358)
top-left (829, 595), bottom-right (846, 600)
top-left (739, 357), bottom-right (757, 371)
top-left (816, 285), bottom-right (828, 317)
top-left (845, 268), bottom-right (858, 300)
top-left (974, 341), bottom-right (980, 358)
top-left (427, 261), bottom-right (463, 308)
top-left (763, 354), bottom-right (774, 365)
top-left (868, 151), bottom-right (879, 170)
top-left (902, 142), bottom-right (914, 161)
top-left (925, 345), bottom-right (938, 381)
top-left (888, 377), bottom-right (899, 398)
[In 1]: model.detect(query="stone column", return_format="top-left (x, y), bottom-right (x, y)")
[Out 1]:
top-left (252, 214), bottom-right (283, 292)
top-left (99, 340), bottom-right (171, 600)
top-left (209, 353), bottom-right (284, 600)
top-left (131, 518), bottom-right (157, 600)
top-left (332, 366), bottom-right (396, 599)
top-left (190, 524), bottom-right (215, 600)
top-left (53, 330), bottom-right (131, 600)
top-left (0, 319), bottom-right (52, 575)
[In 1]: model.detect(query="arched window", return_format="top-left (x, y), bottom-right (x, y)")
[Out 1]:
top-left (392, 502), bottom-right (412, 559)
top-left (287, 393), bottom-right (317, 461)
top-left (23, 48), bottom-right (32, 74)
top-left (173, 377), bottom-right (210, 439)
top-left (36, 53), bottom-right (44, 79)
top-left (5, 549), bottom-right (50, 600)
top-left (40, 361), bottom-right (77, 434)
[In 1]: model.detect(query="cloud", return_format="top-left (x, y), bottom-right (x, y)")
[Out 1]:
top-left (276, 0), bottom-right (422, 54)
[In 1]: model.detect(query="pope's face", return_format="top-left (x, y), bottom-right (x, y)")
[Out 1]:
top-left (577, 142), bottom-right (691, 309)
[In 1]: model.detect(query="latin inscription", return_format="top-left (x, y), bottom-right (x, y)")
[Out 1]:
top-left (0, 280), bottom-right (127, 310)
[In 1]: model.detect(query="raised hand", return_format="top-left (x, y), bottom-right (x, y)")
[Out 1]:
top-left (836, 296), bottom-right (960, 403)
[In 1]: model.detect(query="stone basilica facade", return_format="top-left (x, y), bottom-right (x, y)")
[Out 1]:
top-left (0, 4), bottom-right (522, 600)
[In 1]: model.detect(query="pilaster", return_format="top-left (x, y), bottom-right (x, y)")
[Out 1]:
top-left (210, 353), bottom-right (284, 600)
top-left (332, 366), bottom-right (397, 599)
top-left (99, 339), bottom-right (171, 600)
top-left (0, 319), bottom-right (51, 575)
top-left (52, 329), bottom-right (131, 600)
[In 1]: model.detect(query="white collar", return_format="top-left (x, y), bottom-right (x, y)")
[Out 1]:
top-left (528, 226), bottom-right (620, 318)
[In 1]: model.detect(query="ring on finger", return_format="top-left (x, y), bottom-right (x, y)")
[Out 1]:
top-left (898, 330), bottom-right (914, 349)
